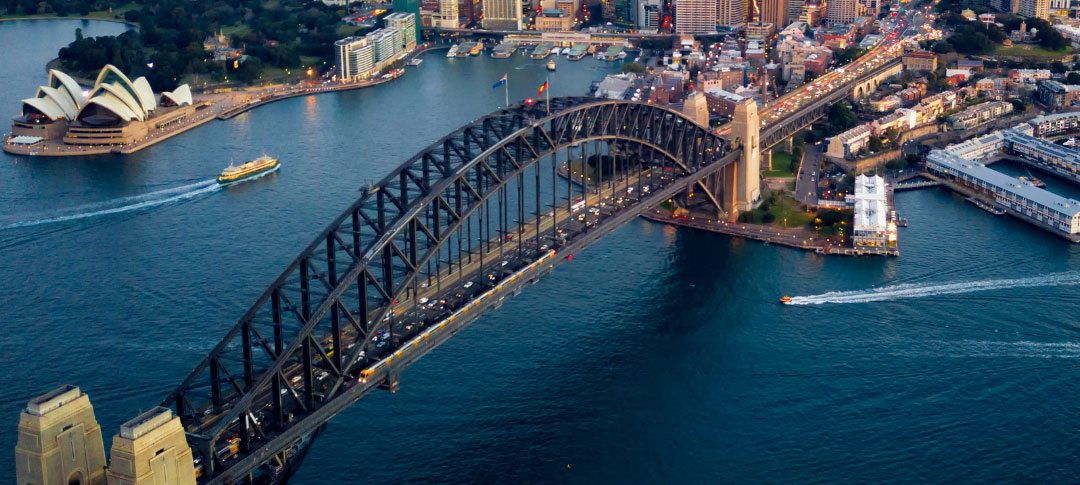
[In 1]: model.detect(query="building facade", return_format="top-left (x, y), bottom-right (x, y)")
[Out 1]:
top-left (826, 0), bottom-right (857, 25)
top-left (762, 0), bottom-right (789, 29)
top-left (484, 0), bottom-right (524, 30)
top-left (902, 50), bottom-right (937, 72)
top-left (676, 0), bottom-right (717, 33)
top-left (1018, 0), bottom-right (1050, 19)
top-left (717, 0), bottom-right (747, 28)
top-left (384, 13), bottom-right (417, 50)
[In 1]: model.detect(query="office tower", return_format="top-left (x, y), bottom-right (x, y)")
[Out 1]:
top-left (717, 0), bottom-right (747, 27)
top-left (826, 0), bottom-right (856, 25)
top-left (483, 0), bottom-right (524, 29)
top-left (677, 0), bottom-right (717, 32)
top-left (763, 0), bottom-right (788, 28)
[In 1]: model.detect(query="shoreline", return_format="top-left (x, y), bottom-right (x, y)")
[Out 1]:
top-left (0, 15), bottom-right (136, 26)
top-left (2, 70), bottom-right (405, 157)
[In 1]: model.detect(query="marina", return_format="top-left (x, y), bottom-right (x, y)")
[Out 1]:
top-left (566, 44), bottom-right (589, 60)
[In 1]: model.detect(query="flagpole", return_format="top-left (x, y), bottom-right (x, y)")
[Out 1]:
top-left (504, 73), bottom-right (509, 108)
top-left (546, 76), bottom-right (550, 114)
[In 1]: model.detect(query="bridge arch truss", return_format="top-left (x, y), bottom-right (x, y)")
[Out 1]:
top-left (163, 97), bottom-right (738, 483)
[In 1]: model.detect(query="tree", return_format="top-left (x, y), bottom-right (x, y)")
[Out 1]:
top-left (868, 136), bottom-right (883, 152)
top-left (905, 154), bottom-right (922, 167)
top-left (827, 103), bottom-right (858, 134)
top-left (837, 47), bottom-right (868, 64)
top-left (1009, 98), bottom-right (1027, 112)
top-left (884, 127), bottom-right (900, 144)
top-left (932, 40), bottom-right (956, 54)
top-left (621, 62), bottom-right (645, 74)
top-left (1052, 61), bottom-right (1067, 74)
top-left (804, 25), bottom-right (814, 38)
top-left (1068, 72), bottom-right (1080, 84)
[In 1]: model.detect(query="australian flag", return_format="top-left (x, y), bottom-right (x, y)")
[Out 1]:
top-left (493, 74), bottom-right (507, 89)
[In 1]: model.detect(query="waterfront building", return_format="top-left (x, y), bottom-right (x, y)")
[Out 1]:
top-left (384, 13), bottom-right (418, 50)
top-left (483, 0), bottom-right (524, 30)
top-left (717, 0), bottom-right (747, 29)
top-left (367, 28), bottom-right (400, 62)
top-left (872, 108), bottom-right (917, 135)
top-left (8, 65), bottom-right (191, 149)
top-left (846, 175), bottom-right (896, 252)
top-left (946, 101), bottom-right (1013, 131)
top-left (336, 36), bottom-right (371, 80)
top-left (595, 73), bottom-right (636, 99)
top-left (902, 50), bottom-right (936, 72)
top-left (1029, 111), bottom-right (1080, 137)
top-left (927, 148), bottom-right (1080, 237)
top-left (676, 0), bottom-right (717, 33)
top-left (393, 0), bottom-right (423, 39)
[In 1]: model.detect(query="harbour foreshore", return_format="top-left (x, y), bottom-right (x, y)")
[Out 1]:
top-left (2, 70), bottom-right (402, 157)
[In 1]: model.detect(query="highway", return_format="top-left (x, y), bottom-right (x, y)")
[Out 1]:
top-left (759, 5), bottom-right (942, 127)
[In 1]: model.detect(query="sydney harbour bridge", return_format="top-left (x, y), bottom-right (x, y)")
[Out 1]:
top-left (14, 58), bottom-right (902, 485)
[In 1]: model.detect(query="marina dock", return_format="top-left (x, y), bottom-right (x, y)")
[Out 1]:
top-left (530, 42), bottom-right (554, 59)
top-left (567, 44), bottom-right (589, 60)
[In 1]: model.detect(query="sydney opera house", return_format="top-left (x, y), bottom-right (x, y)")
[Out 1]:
top-left (9, 64), bottom-right (193, 148)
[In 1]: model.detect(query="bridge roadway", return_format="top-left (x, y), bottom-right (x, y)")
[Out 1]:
top-left (162, 97), bottom-right (737, 483)
top-left (163, 47), bottom-right (919, 480)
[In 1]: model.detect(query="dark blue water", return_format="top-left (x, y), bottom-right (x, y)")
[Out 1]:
top-left (3, 20), bottom-right (1080, 483)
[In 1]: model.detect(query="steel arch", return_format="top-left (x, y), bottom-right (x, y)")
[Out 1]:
top-left (163, 97), bottom-right (735, 483)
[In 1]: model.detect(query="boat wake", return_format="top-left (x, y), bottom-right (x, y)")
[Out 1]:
top-left (1, 179), bottom-right (221, 230)
top-left (788, 272), bottom-right (1080, 305)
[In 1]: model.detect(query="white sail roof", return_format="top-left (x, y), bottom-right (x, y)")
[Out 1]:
top-left (132, 77), bottom-right (157, 113)
top-left (35, 86), bottom-right (79, 119)
top-left (21, 97), bottom-right (67, 120)
top-left (161, 84), bottom-right (192, 106)
top-left (48, 70), bottom-right (85, 109)
top-left (83, 96), bottom-right (141, 122)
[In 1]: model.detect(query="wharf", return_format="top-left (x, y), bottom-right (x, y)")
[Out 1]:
top-left (567, 44), bottom-right (588, 60)
top-left (530, 42), bottom-right (553, 59)
top-left (923, 172), bottom-right (1080, 242)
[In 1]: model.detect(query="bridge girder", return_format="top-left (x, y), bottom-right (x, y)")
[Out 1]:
top-left (161, 97), bottom-right (736, 483)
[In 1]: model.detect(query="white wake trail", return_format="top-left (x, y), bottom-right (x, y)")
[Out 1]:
top-left (1, 180), bottom-right (221, 230)
top-left (789, 272), bottom-right (1080, 305)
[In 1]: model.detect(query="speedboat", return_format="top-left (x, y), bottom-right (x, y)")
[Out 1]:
top-left (779, 296), bottom-right (792, 304)
top-left (547, 59), bottom-right (556, 71)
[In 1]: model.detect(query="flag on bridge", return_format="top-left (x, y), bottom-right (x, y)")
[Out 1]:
top-left (493, 74), bottom-right (507, 89)
top-left (538, 80), bottom-right (548, 97)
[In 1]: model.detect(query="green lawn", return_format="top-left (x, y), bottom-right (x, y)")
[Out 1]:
top-left (762, 151), bottom-right (796, 178)
top-left (743, 194), bottom-right (815, 228)
top-left (221, 24), bottom-right (252, 37)
top-left (994, 44), bottom-right (1074, 59)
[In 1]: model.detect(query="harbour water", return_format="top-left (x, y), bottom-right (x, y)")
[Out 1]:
top-left (3, 21), bottom-right (1080, 483)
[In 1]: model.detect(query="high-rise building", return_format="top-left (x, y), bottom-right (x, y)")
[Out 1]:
top-left (762, 0), bottom-right (789, 28)
top-left (392, 0), bottom-right (422, 40)
top-left (787, 0), bottom-right (803, 25)
top-left (677, 0), bottom-right (717, 32)
top-left (435, 0), bottom-right (459, 27)
top-left (638, 0), bottom-right (663, 28)
top-left (336, 36), bottom-right (371, 79)
top-left (385, 13), bottom-right (417, 50)
top-left (717, 0), bottom-right (746, 28)
top-left (483, 0), bottom-right (524, 30)
top-left (603, 0), bottom-right (635, 26)
top-left (1019, 0), bottom-right (1050, 18)
top-left (826, 0), bottom-right (856, 25)
top-left (367, 28), bottom-right (400, 62)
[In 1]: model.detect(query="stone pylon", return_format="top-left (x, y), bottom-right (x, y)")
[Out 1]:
top-left (732, 98), bottom-right (761, 211)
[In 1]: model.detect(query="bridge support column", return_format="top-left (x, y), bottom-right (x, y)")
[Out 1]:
top-left (723, 163), bottom-right (738, 221)
top-left (106, 407), bottom-right (197, 485)
top-left (732, 98), bottom-right (761, 211)
top-left (781, 136), bottom-right (794, 153)
top-left (15, 385), bottom-right (107, 485)
top-left (763, 149), bottom-right (772, 171)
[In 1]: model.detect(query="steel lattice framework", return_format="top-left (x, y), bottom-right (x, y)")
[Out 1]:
top-left (163, 97), bottom-right (739, 483)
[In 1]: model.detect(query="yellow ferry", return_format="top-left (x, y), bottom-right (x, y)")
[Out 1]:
top-left (217, 155), bottom-right (279, 184)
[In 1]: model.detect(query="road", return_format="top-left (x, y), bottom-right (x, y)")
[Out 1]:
top-left (795, 142), bottom-right (823, 205)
